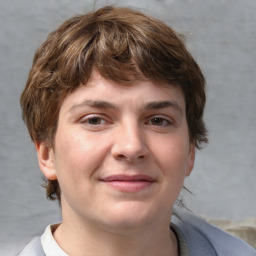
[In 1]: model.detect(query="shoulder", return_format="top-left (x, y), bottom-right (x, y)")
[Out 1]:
top-left (17, 236), bottom-right (45, 256)
top-left (172, 207), bottom-right (256, 256)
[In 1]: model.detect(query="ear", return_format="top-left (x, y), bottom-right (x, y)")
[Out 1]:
top-left (35, 142), bottom-right (57, 180)
top-left (186, 142), bottom-right (195, 176)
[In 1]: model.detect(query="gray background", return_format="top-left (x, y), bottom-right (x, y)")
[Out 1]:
top-left (1, 0), bottom-right (255, 254)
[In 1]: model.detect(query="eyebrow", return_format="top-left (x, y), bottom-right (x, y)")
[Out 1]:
top-left (145, 101), bottom-right (182, 112)
top-left (145, 101), bottom-right (183, 117)
top-left (69, 100), bottom-right (183, 114)
top-left (69, 100), bottom-right (117, 112)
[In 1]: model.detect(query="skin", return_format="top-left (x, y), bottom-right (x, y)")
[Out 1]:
top-left (37, 72), bottom-right (195, 256)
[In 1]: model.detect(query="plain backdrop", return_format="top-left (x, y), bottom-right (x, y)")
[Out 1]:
top-left (0, 0), bottom-right (255, 254)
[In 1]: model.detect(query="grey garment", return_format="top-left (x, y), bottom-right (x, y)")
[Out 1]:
top-left (18, 226), bottom-right (188, 256)
top-left (171, 223), bottom-right (190, 256)
top-left (17, 236), bottom-right (45, 256)
top-left (172, 207), bottom-right (256, 256)
top-left (17, 208), bottom-right (256, 256)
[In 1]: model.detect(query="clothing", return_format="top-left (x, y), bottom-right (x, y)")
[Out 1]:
top-left (171, 223), bottom-right (190, 256)
top-left (172, 207), bottom-right (256, 255)
top-left (41, 224), bottom-right (68, 256)
top-left (18, 208), bottom-right (256, 256)
top-left (17, 236), bottom-right (45, 256)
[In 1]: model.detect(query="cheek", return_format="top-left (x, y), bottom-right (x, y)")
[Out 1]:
top-left (54, 131), bottom-right (108, 181)
top-left (152, 136), bottom-right (191, 177)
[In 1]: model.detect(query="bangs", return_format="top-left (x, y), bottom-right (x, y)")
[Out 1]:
top-left (53, 10), bottom-right (186, 89)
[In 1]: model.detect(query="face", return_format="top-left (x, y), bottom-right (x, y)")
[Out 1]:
top-left (38, 72), bottom-right (195, 232)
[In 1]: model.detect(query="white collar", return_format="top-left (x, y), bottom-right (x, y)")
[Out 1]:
top-left (41, 224), bottom-right (69, 256)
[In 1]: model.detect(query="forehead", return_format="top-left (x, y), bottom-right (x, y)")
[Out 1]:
top-left (60, 73), bottom-right (185, 112)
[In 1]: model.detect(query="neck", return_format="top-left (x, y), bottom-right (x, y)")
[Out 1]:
top-left (53, 214), bottom-right (178, 256)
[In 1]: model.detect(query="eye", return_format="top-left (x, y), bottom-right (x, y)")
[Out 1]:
top-left (148, 117), bottom-right (172, 126)
top-left (80, 115), bottom-right (108, 126)
top-left (87, 117), bottom-right (104, 125)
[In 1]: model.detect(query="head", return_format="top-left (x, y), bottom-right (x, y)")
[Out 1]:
top-left (21, 6), bottom-right (207, 202)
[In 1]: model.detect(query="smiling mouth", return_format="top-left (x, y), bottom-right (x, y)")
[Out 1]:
top-left (100, 175), bottom-right (156, 192)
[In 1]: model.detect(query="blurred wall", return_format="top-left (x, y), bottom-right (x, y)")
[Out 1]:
top-left (1, 0), bottom-right (255, 254)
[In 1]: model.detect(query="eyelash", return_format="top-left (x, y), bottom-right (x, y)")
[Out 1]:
top-left (79, 115), bottom-right (173, 128)
top-left (147, 116), bottom-right (172, 127)
top-left (80, 115), bottom-right (108, 126)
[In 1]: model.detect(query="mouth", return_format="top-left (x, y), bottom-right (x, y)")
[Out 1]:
top-left (100, 174), bottom-right (156, 193)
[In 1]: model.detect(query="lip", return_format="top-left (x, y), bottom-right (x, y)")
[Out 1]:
top-left (100, 174), bottom-right (156, 192)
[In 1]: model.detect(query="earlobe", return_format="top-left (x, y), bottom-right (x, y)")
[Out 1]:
top-left (186, 143), bottom-right (195, 176)
top-left (35, 142), bottom-right (57, 180)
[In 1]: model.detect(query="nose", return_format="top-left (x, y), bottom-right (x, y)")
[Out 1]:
top-left (111, 122), bottom-right (149, 162)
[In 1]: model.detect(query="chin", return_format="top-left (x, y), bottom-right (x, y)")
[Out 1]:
top-left (100, 202), bottom-right (157, 230)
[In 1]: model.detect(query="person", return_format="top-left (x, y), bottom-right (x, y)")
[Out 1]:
top-left (18, 5), bottom-right (255, 256)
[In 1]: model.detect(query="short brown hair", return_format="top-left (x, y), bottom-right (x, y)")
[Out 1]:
top-left (21, 6), bottom-right (208, 201)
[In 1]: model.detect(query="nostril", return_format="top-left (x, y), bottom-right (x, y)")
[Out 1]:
top-left (117, 154), bottom-right (126, 160)
top-left (115, 153), bottom-right (145, 162)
